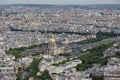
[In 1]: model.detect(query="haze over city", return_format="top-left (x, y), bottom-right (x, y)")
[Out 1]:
top-left (0, 0), bottom-right (120, 4)
top-left (0, 0), bottom-right (120, 80)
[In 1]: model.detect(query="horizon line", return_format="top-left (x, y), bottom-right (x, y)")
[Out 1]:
top-left (0, 3), bottom-right (120, 6)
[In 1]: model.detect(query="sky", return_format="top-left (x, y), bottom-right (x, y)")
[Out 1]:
top-left (0, 0), bottom-right (120, 5)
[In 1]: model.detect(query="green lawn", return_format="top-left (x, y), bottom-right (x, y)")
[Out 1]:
top-left (6, 43), bottom-right (46, 59)
top-left (76, 43), bottom-right (113, 71)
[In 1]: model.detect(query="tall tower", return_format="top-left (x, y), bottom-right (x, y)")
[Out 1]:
top-left (45, 33), bottom-right (57, 55)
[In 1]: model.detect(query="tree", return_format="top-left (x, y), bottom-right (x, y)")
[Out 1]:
top-left (39, 70), bottom-right (52, 80)
top-left (90, 74), bottom-right (104, 80)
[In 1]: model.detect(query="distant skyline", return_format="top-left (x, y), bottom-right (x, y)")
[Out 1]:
top-left (0, 0), bottom-right (120, 5)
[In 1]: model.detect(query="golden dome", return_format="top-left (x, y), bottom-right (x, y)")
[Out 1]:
top-left (49, 33), bottom-right (56, 43)
top-left (49, 38), bottom-right (55, 42)
top-left (49, 33), bottom-right (54, 38)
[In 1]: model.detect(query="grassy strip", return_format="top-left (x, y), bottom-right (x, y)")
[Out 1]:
top-left (23, 58), bottom-right (42, 80)
top-left (70, 31), bottom-right (120, 45)
top-left (75, 43), bottom-right (113, 71)
top-left (36, 70), bottom-right (52, 80)
top-left (6, 43), bottom-right (46, 59)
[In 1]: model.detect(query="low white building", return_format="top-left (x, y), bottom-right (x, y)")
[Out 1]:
top-left (19, 56), bottom-right (33, 68)
top-left (0, 74), bottom-right (17, 80)
top-left (63, 59), bottom-right (82, 69)
top-left (47, 66), bottom-right (64, 74)
top-left (0, 54), bottom-right (15, 62)
top-left (0, 67), bottom-right (18, 74)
